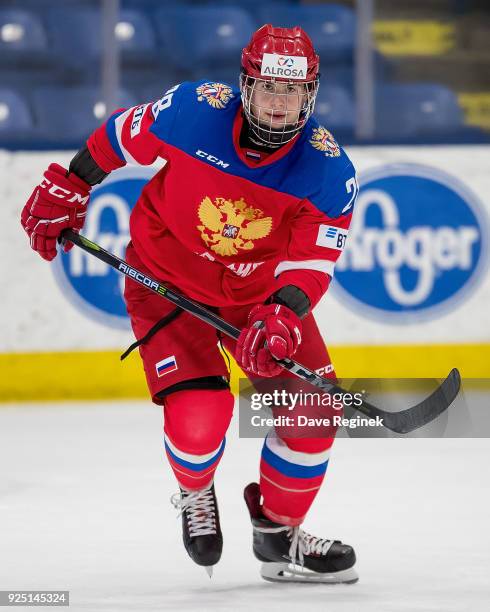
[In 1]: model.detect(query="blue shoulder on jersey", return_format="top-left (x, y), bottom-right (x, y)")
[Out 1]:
top-left (148, 81), bottom-right (358, 219)
top-left (149, 80), bottom-right (238, 145)
top-left (291, 118), bottom-right (358, 218)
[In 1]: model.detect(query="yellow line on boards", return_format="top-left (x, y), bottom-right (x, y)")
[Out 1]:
top-left (329, 344), bottom-right (490, 379)
top-left (0, 344), bottom-right (488, 403)
top-left (0, 350), bottom-right (148, 403)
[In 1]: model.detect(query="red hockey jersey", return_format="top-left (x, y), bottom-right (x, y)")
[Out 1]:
top-left (87, 81), bottom-right (358, 308)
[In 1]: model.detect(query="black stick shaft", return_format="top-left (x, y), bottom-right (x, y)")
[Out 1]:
top-left (60, 229), bottom-right (460, 434)
top-left (62, 230), bottom-right (241, 338)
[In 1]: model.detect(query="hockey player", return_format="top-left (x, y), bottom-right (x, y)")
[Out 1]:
top-left (20, 25), bottom-right (358, 583)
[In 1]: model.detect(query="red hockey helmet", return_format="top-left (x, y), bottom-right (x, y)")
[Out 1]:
top-left (240, 24), bottom-right (320, 145)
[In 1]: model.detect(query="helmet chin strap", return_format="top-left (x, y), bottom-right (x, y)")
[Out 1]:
top-left (242, 115), bottom-right (299, 150)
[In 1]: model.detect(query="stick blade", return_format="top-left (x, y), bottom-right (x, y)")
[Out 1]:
top-left (383, 368), bottom-right (462, 434)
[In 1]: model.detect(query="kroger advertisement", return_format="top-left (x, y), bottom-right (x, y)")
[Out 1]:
top-left (1, 146), bottom-right (489, 371)
top-left (335, 162), bottom-right (486, 322)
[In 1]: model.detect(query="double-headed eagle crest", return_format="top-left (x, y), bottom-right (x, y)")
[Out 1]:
top-left (197, 196), bottom-right (272, 257)
top-left (196, 82), bottom-right (234, 109)
top-left (309, 126), bottom-right (340, 157)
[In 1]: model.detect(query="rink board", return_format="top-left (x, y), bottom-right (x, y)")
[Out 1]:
top-left (0, 343), bottom-right (489, 402)
top-left (1, 146), bottom-right (489, 401)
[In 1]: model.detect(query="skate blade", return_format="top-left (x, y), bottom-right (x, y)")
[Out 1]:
top-left (260, 562), bottom-right (358, 584)
top-left (204, 566), bottom-right (214, 578)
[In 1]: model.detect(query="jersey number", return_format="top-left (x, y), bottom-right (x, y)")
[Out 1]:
top-left (342, 176), bottom-right (359, 214)
top-left (152, 84), bottom-right (180, 120)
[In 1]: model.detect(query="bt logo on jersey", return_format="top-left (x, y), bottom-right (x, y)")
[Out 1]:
top-left (54, 168), bottom-right (156, 328)
top-left (334, 164), bottom-right (487, 321)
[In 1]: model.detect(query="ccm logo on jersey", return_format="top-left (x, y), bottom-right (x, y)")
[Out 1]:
top-left (316, 225), bottom-right (348, 250)
top-left (261, 53), bottom-right (307, 80)
top-left (195, 150), bottom-right (230, 169)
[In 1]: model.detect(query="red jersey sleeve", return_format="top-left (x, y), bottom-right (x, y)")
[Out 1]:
top-left (273, 163), bottom-right (358, 309)
top-left (86, 84), bottom-right (181, 173)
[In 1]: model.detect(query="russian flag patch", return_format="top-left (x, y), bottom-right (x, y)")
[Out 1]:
top-left (155, 355), bottom-right (178, 377)
top-left (245, 150), bottom-right (261, 160)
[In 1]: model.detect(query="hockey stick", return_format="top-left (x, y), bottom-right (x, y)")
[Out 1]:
top-left (60, 229), bottom-right (461, 434)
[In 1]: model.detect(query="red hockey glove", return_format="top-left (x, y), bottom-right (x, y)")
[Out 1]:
top-left (236, 304), bottom-right (302, 377)
top-left (20, 163), bottom-right (91, 261)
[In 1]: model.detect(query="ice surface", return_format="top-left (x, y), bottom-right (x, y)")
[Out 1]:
top-left (0, 401), bottom-right (489, 611)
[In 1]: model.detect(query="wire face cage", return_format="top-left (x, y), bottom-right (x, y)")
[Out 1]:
top-left (240, 72), bottom-right (319, 145)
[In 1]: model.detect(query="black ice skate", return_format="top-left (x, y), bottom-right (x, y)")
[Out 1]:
top-left (171, 484), bottom-right (223, 577)
top-left (244, 482), bottom-right (358, 584)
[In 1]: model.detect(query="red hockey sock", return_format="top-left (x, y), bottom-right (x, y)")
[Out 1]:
top-left (259, 435), bottom-right (335, 526)
top-left (163, 388), bottom-right (234, 490)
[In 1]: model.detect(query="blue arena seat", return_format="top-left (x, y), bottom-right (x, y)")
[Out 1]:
top-left (184, 0), bottom-right (298, 10)
top-left (314, 84), bottom-right (355, 133)
top-left (321, 66), bottom-right (354, 93)
top-left (0, 88), bottom-right (34, 140)
top-left (0, 68), bottom-right (62, 96)
top-left (44, 7), bottom-right (158, 73)
top-left (14, 1), bottom-right (97, 5)
top-left (123, 0), bottom-right (296, 11)
top-left (0, 9), bottom-right (48, 66)
top-left (375, 83), bottom-right (464, 138)
top-left (138, 82), bottom-right (176, 106)
top-left (189, 65), bottom-right (239, 89)
top-left (154, 6), bottom-right (256, 72)
top-left (115, 9), bottom-right (158, 63)
top-left (121, 0), bottom-right (172, 8)
top-left (257, 4), bottom-right (356, 62)
top-left (122, 67), bottom-right (184, 104)
top-left (31, 86), bottom-right (137, 144)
